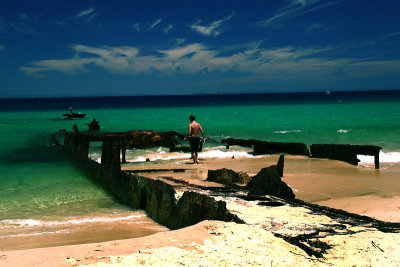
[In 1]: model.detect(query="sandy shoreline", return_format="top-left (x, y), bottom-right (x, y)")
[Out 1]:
top-left (2, 220), bottom-right (400, 266)
top-left (2, 154), bottom-right (400, 266)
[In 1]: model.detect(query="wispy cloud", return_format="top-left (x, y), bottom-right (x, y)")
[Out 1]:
top-left (258, 0), bottom-right (338, 28)
top-left (164, 24), bottom-right (174, 34)
top-left (0, 13), bottom-right (43, 35)
top-left (388, 32), bottom-right (400, 37)
top-left (305, 22), bottom-right (334, 34)
top-left (20, 42), bottom-right (400, 82)
top-left (190, 13), bottom-right (235, 36)
top-left (132, 18), bottom-right (164, 32)
top-left (75, 8), bottom-right (96, 20)
top-left (132, 23), bottom-right (142, 32)
top-left (56, 7), bottom-right (98, 26)
top-left (149, 18), bottom-right (162, 30)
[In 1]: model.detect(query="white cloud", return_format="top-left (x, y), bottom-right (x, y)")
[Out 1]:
top-left (56, 7), bottom-right (98, 25)
top-left (259, 0), bottom-right (338, 28)
top-left (388, 32), bottom-right (400, 37)
top-left (2, 13), bottom-right (42, 35)
top-left (175, 38), bottom-right (186, 45)
top-left (132, 18), bottom-right (164, 32)
top-left (305, 23), bottom-right (334, 34)
top-left (75, 8), bottom-right (96, 19)
top-left (164, 24), bottom-right (174, 34)
top-left (190, 13), bottom-right (235, 37)
top-left (20, 42), bottom-right (400, 83)
top-left (132, 23), bottom-right (142, 32)
top-left (148, 18), bottom-right (162, 30)
top-left (20, 57), bottom-right (94, 78)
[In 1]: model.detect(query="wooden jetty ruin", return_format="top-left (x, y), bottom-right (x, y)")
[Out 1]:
top-left (54, 129), bottom-right (397, 259)
top-left (222, 138), bottom-right (382, 169)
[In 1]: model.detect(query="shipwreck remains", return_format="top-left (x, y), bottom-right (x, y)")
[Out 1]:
top-left (64, 130), bottom-right (184, 164)
top-left (63, 130), bottom-right (243, 229)
top-left (222, 137), bottom-right (382, 169)
top-left (222, 138), bottom-right (310, 156)
top-left (56, 129), bottom-right (399, 259)
top-left (310, 144), bottom-right (382, 169)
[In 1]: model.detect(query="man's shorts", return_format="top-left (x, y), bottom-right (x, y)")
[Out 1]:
top-left (189, 137), bottom-right (202, 153)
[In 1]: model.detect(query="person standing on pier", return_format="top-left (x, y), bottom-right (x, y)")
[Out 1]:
top-left (185, 114), bottom-right (205, 164)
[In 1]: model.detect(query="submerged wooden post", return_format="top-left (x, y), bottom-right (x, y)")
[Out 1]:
top-left (79, 135), bottom-right (90, 160)
top-left (101, 139), bottom-right (121, 165)
top-left (374, 152), bottom-right (380, 169)
top-left (121, 142), bottom-right (126, 163)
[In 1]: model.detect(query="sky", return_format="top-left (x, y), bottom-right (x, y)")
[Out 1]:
top-left (0, 0), bottom-right (400, 98)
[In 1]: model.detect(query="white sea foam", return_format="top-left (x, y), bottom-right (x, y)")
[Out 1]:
top-left (130, 153), bottom-right (191, 162)
top-left (338, 129), bottom-right (351, 133)
top-left (128, 147), bottom-right (259, 162)
top-left (358, 151), bottom-right (400, 164)
top-left (0, 214), bottom-right (145, 229)
top-left (200, 149), bottom-right (256, 159)
top-left (274, 130), bottom-right (302, 134)
top-left (3, 230), bottom-right (69, 238)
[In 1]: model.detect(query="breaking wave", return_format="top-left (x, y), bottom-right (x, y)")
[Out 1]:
top-left (358, 151), bottom-right (400, 164)
top-left (0, 214), bottom-right (146, 230)
top-left (274, 130), bottom-right (302, 134)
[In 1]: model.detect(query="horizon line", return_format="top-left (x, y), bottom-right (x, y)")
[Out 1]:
top-left (1, 88), bottom-right (400, 100)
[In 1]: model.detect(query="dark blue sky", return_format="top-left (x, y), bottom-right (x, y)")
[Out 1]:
top-left (1, 0), bottom-right (400, 97)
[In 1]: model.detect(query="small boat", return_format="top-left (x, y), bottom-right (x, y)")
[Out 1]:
top-left (63, 113), bottom-right (87, 119)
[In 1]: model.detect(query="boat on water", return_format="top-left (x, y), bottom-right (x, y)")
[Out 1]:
top-left (63, 107), bottom-right (86, 119)
top-left (63, 113), bottom-right (87, 119)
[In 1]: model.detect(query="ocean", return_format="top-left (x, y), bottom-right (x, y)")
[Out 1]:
top-left (1, 90), bottom-right (400, 249)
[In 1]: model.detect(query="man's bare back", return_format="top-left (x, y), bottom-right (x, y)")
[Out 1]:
top-left (189, 121), bottom-right (204, 137)
top-left (186, 114), bottom-right (205, 164)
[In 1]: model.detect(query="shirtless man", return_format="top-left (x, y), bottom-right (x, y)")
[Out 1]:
top-left (186, 114), bottom-right (205, 164)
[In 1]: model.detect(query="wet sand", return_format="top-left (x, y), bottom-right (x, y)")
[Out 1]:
top-left (0, 211), bottom-right (167, 251)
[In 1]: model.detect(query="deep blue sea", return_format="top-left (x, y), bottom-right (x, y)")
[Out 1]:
top-left (1, 90), bottom-right (400, 248)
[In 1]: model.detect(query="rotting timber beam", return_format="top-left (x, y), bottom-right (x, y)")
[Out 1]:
top-left (64, 130), bottom-right (184, 165)
top-left (310, 144), bottom-right (382, 169)
top-left (221, 138), bottom-right (257, 149)
top-left (221, 138), bottom-right (310, 156)
top-left (253, 141), bottom-right (310, 156)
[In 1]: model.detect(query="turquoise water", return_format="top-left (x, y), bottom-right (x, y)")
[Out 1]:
top-left (0, 91), bottom-right (400, 247)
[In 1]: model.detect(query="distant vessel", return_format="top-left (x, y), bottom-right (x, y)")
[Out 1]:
top-left (63, 113), bottom-right (86, 119)
top-left (63, 107), bottom-right (86, 119)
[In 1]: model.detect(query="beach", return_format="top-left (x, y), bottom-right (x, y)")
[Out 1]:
top-left (3, 220), bottom-right (400, 267)
top-left (2, 153), bottom-right (400, 266)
